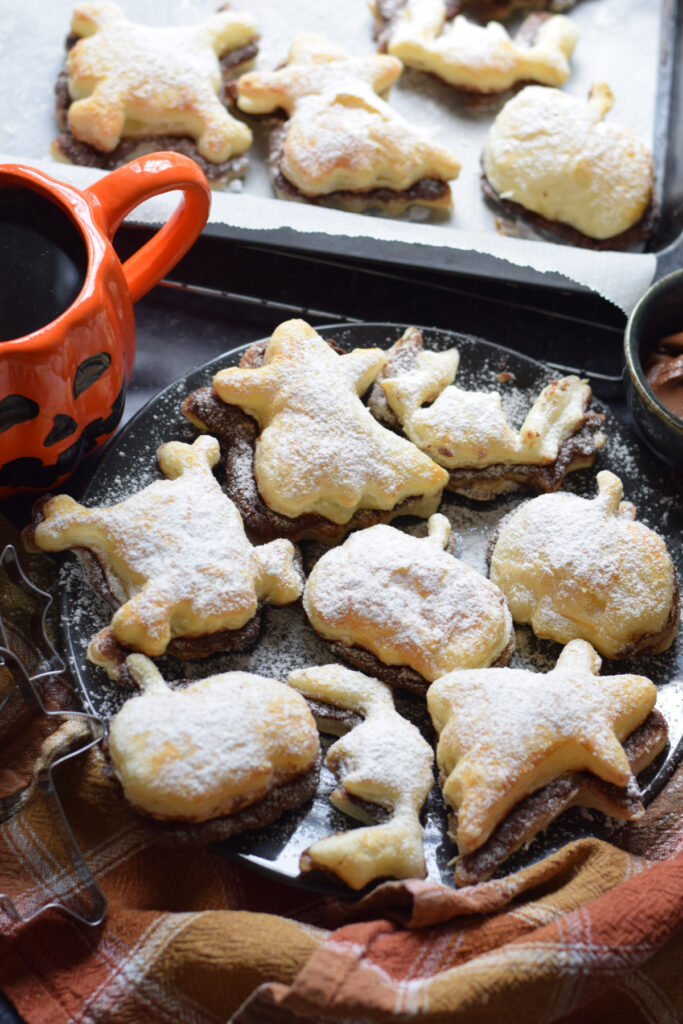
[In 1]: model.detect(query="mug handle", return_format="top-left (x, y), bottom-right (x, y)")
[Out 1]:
top-left (85, 153), bottom-right (211, 304)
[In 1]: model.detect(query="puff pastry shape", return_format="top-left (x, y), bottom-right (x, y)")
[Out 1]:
top-left (289, 664), bottom-right (434, 888)
top-left (378, 328), bottom-right (605, 497)
top-left (211, 319), bottom-right (449, 525)
top-left (427, 639), bottom-right (659, 859)
top-left (304, 514), bottom-right (513, 683)
top-left (489, 470), bottom-right (680, 658)
top-left (236, 34), bottom-right (460, 211)
top-left (26, 435), bottom-right (302, 658)
top-left (108, 655), bottom-right (319, 824)
top-left (61, 0), bottom-right (257, 161)
top-left (378, 2), bottom-right (577, 92)
top-left (482, 83), bottom-right (654, 242)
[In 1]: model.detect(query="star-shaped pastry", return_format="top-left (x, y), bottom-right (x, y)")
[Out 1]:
top-left (27, 435), bottom-right (302, 659)
top-left (63, 0), bottom-right (258, 160)
top-left (427, 639), bottom-right (658, 856)
top-left (211, 319), bottom-right (449, 525)
top-left (378, 3), bottom-right (577, 93)
top-left (235, 35), bottom-right (460, 207)
top-left (289, 664), bottom-right (434, 888)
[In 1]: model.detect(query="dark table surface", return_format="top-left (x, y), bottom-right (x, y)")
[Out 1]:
top-left (1, 226), bottom-right (674, 1024)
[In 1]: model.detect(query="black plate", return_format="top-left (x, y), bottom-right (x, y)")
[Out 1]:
top-left (60, 323), bottom-right (683, 895)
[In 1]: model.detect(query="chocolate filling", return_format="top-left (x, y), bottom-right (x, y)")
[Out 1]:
top-left (326, 629), bottom-right (515, 697)
top-left (335, 791), bottom-right (393, 826)
top-left (452, 708), bottom-right (668, 886)
top-left (327, 642), bottom-right (430, 696)
top-left (267, 118), bottom-right (452, 211)
top-left (106, 746), bottom-right (322, 845)
top-left (53, 36), bottom-right (258, 182)
top-left (88, 616), bottom-right (263, 692)
top-left (482, 173), bottom-right (656, 252)
top-left (445, 410), bottom-right (605, 497)
top-left (452, 0), bottom-right (576, 22)
top-left (304, 697), bottom-right (364, 735)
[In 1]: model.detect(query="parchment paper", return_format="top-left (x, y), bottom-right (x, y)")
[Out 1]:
top-left (0, 0), bottom-right (664, 312)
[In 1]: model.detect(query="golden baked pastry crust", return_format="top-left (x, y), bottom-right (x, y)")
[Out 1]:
top-left (289, 664), bottom-right (434, 889)
top-left (454, 708), bottom-right (669, 886)
top-left (427, 639), bottom-right (664, 876)
top-left (24, 435), bottom-right (303, 661)
top-left (376, 328), bottom-right (605, 499)
top-left (482, 83), bottom-right (654, 243)
top-left (235, 34), bottom-right (460, 212)
top-left (181, 384), bottom-right (438, 545)
top-left (489, 470), bottom-right (680, 658)
top-left (375, 2), bottom-right (577, 93)
top-left (108, 655), bottom-right (319, 826)
top-left (54, 0), bottom-right (257, 166)
top-left (209, 319), bottom-right (449, 528)
top-left (304, 514), bottom-right (514, 683)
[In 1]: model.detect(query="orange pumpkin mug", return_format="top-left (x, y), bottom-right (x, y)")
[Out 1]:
top-left (0, 153), bottom-right (211, 501)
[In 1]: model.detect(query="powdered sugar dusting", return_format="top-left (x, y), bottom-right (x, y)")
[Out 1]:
top-left (59, 324), bottom-right (683, 888)
top-left (482, 84), bottom-right (653, 240)
top-left (108, 669), bottom-right (318, 819)
top-left (429, 639), bottom-right (656, 849)
top-left (213, 321), bottom-right (446, 522)
top-left (42, 436), bottom-right (300, 652)
top-left (489, 473), bottom-right (676, 657)
top-left (304, 519), bottom-right (512, 679)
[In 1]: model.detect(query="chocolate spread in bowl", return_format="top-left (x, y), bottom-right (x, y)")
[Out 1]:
top-left (644, 332), bottom-right (683, 421)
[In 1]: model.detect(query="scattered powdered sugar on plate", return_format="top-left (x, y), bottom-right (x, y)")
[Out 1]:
top-left (60, 323), bottom-right (683, 892)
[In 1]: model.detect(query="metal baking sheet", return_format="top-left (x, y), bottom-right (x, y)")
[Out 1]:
top-left (0, 0), bottom-right (680, 304)
top-left (58, 323), bottom-right (683, 895)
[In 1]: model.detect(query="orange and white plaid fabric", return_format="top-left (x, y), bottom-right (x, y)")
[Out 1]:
top-left (1, 518), bottom-right (682, 1024)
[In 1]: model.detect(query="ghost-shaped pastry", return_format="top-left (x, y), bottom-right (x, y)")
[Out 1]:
top-left (211, 319), bottom-right (449, 526)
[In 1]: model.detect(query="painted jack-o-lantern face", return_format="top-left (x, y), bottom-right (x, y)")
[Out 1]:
top-left (0, 156), bottom-right (210, 502)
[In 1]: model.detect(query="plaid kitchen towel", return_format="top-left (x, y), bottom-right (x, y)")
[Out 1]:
top-left (1, 518), bottom-right (682, 1024)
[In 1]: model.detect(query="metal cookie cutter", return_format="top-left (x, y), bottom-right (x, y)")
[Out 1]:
top-left (0, 543), bottom-right (107, 927)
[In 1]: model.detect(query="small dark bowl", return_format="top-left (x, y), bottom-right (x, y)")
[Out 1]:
top-left (624, 269), bottom-right (683, 471)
